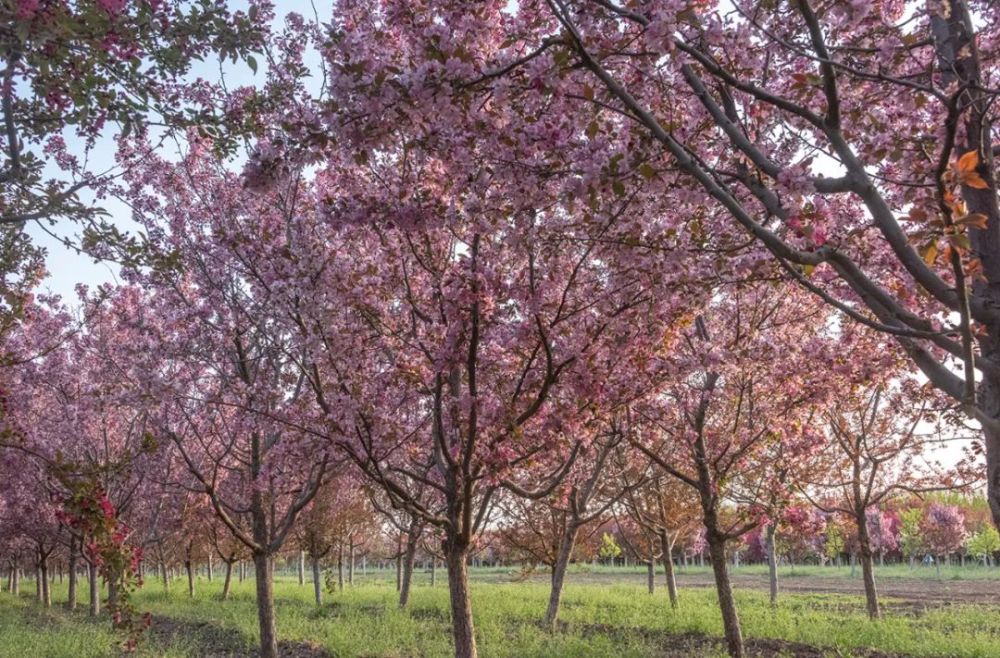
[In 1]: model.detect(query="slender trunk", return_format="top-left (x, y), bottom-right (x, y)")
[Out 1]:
top-left (222, 559), bottom-right (233, 601)
top-left (160, 561), bottom-right (169, 593)
top-left (544, 524), bottom-right (579, 628)
top-left (399, 526), bottom-right (420, 608)
top-left (659, 531), bottom-right (678, 609)
top-left (395, 534), bottom-right (402, 592)
top-left (108, 574), bottom-right (119, 612)
top-left (67, 541), bottom-right (78, 610)
top-left (337, 543), bottom-right (344, 592)
top-left (35, 566), bottom-right (41, 602)
top-left (312, 557), bottom-right (322, 606)
top-left (646, 559), bottom-right (656, 594)
top-left (855, 510), bottom-right (881, 620)
top-left (253, 553), bottom-right (278, 658)
top-left (446, 542), bottom-right (477, 658)
top-left (88, 562), bottom-right (100, 617)
top-left (207, 553), bottom-right (213, 582)
top-left (11, 562), bottom-right (19, 596)
top-left (431, 560), bottom-right (437, 587)
top-left (348, 543), bottom-right (355, 585)
top-left (185, 560), bottom-right (195, 598)
top-left (40, 556), bottom-right (51, 608)
top-left (765, 524), bottom-right (779, 606)
top-left (298, 551), bottom-right (305, 586)
top-left (708, 532), bottom-right (744, 658)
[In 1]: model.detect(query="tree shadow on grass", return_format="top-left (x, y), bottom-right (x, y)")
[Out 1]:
top-left (148, 615), bottom-right (332, 658)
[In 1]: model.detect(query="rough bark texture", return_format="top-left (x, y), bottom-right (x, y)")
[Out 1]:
top-left (185, 560), bottom-right (195, 598)
top-left (253, 553), bottom-right (278, 658)
top-left (544, 524), bottom-right (578, 628)
top-left (646, 559), bottom-right (656, 595)
top-left (298, 551), bottom-right (305, 586)
top-left (446, 543), bottom-right (477, 658)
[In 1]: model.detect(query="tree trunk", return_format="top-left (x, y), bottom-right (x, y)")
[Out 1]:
top-left (659, 531), bottom-right (679, 609)
top-left (40, 556), bottom-right (51, 608)
top-left (399, 528), bottom-right (420, 608)
top-left (337, 543), bottom-right (345, 592)
top-left (544, 524), bottom-right (579, 628)
top-left (11, 562), bottom-right (19, 596)
top-left (646, 559), bottom-right (656, 594)
top-left (855, 511), bottom-right (881, 620)
top-left (185, 560), bottom-right (195, 598)
top-left (253, 553), bottom-right (278, 658)
top-left (35, 566), bottom-right (41, 602)
top-left (67, 541), bottom-right (78, 610)
top-left (446, 542), bottom-right (477, 658)
top-left (108, 575), bottom-right (119, 612)
top-left (312, 557), bottom-right (322, 606)
top-left (431, 559), bottom-right (437, 587)
top-left (88, 562), bottom-right (100, 617)
top-left (349, 543), bottom-right (355, 585)
top-left (207, 553), bottom-right (214, 582)
top-left (160, 561), bottom-right (170, 593)
top-left (708, 533), bottom-right (744, 658)
top-left (765, 524), bottom-right (779, 606)
top-left (222, 559), bottom-right (233, 601)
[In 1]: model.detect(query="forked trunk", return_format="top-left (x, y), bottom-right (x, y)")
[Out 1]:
top-left (446, 542), bottom-right (477, 658)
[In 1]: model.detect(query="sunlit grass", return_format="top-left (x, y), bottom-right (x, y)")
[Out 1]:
top-left (1, 566), bottom-right (999, 657)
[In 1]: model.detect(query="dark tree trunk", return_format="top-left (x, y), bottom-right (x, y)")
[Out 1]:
top-left (337, 543), bottom-right (345, 592)
top-left (544, 524), bottom-right (579, 628)
top-left (659, 531), bottom-right (678, 609)
top-left (312, 557), bottom-right (322, 606)
top-left (430, 559), bottom-right (437, 587)
top-left (298, 550), bottom-right (305, 586)
top-left (207, 553), bottom-right (213, 582)
top-left (185, 560), bottom-right (195, 598)
top-left (67, 540), bottom-right (78, 610)
top-left (855, 508), bottom-right (881, 619)
top-left (446, 542), bottom-right (477, 658)
top-left (39, 556), bottom-right (51, 608)
top-left (253, 553), bottom-right (278, 658)
top-left (160, 561), bottom-right (170, 593)
top-left (222, 559), bottom-right (234, 601)
top-left (88, 562), bottom-right (100, 617)
top-left (646, 559), bottom-right (656, 595)
top-left (765, 524), bottom-right (779, 606)
top-left (708, 533), bottom-right (743, 658)
top-left (399, 527), bottom-right (420, 609)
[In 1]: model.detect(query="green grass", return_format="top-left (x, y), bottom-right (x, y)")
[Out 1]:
top-left (2, 568), bottom-right (1000, 657)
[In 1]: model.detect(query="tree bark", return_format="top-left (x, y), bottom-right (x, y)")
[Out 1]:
top-left (446, 542), bottom-right (477, 658)
top-left (708, 533), bottom-right (743, 658)
top-left (312, 557), bottom-right (322, 606)
top-left (67, 541), bottom-right (78, 610)
top-left (88, 562), bottom-right (100, 617)
top-left (646, 559), bottom-right (656, 594)
top-left (254, 553), bottom-right (278, 658)
top-left (207, 553), bottom-right (214, 582)
top-left (222, 559), bottom-right (233, 601)
top-left (765, 524), bottom-right (779, 606)
top-left (544, 524), bottom-right (579, 628)
top-left (659, 531), bottom-right (679, 609)
top-left (855, 508), bottom-right (881, 619)
top-left (337, 543), bottom-right (345, 592)
top-left (298, 551), bottom-right (305, 586)
top-left (160, 561), bottom-right (170, 593)
top-left (399, 527), bottom-right (420, 608)
top-left (185, 559), bottom-right (195, 598)
top-left (349, 543), bottom-right (355, 586)
top-left (431, 559), bottom-right (436, 587)
top-left (40, 556), bottom-right (51, 608)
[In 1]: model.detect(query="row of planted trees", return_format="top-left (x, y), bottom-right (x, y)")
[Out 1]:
top-left (2, 2), bottom-right (998, 658)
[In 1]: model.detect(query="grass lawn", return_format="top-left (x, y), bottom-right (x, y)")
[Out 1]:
top-left (1, 566), bottom-right (999, 657)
